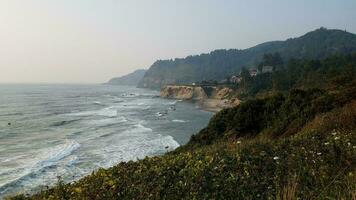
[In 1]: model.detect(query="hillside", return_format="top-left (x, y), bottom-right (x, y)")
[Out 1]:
top-left (10, 55), bottom-right (356, 199)
top-left (107, 69), bottom-right (146, 86)
top-left (138, 28), bottom-right (356, 89)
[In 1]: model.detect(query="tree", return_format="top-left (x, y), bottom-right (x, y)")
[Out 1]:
top-left (240, 67), bottom-right (252, 90)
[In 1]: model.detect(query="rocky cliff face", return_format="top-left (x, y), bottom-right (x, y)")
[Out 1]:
top-left (160, 85), bottom-right (207, 100)
top-left (160, 85), bottom-right (240, 112)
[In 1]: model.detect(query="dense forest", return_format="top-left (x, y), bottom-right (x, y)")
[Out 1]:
top-left (236, 53), bottom-right (356, 98)
top-left (138, 28), bottom-right (356, 89)
top-left (10, 54), bottom-right (356, 199)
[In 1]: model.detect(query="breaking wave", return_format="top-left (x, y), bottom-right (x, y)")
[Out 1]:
top-left (0, 140), bottom-right (80, 195)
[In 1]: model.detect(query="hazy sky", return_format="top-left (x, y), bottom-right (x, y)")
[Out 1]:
top-left (0, 0), bottom-right (355, 83)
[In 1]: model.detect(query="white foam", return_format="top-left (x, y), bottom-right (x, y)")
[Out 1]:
top-left (0, 155), bottom-right (25, 164)
top-left (68, 107), bottom-right (117, 117)
top-left (0, 140), bottom-right (80, 190)
top-left (64, 155), bottom-right (78, 167)
top-left (38, 140), bottom-right (80, 168)
top-left (172, 119), bottom-right (186, 123)
top-left (166, 100), bottom-right (178, 105)
top-left (130, 124), bottom-right (153, 134)
top-left (87, 117), bottom-right (127, 126)
top-left (93, 101), bottom-right (103, 105)
top-left (100, 132), bottom-right (180, 167)
top-left (156, 111), bottom-right (168, 117)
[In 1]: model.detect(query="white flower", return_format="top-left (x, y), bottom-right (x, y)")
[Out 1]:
top-left (347, 142), bottom-right (351, 146)
top-left (331, 131), bottom-right (337, 136)
top-left (236, 141), bottom-right (241, 144)
top-left (317, 152), bottom-right (322, 156)
top-left (273, 156), bottom-right (279, 160)
top-left (334, 137), bottom-right (340, 140)
top-left (324, 142), bottom-right (329, 145)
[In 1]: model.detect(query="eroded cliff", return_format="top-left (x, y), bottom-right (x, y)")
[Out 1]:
top-left (160, 85), bottom-right (240, 112)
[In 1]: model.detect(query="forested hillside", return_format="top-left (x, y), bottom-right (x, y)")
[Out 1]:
top-left (107, 69), bottom-right (146, 86)
top-left (138, 28), bottom-right (356, 89)
top-left (11, 54), bottom-right (356, 200)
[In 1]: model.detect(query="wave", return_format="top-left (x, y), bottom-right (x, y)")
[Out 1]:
top-left (39, 140), bottom-right (80, 168)
top-left (99, 123), bottom-right (152, 139)
top-left (93, 101), bottom-right (104, 105)
top-left (50, 119), bottom-right (81, 127)
top-left (67, 107), bottom-right (117, 117)
top-left (121, 93), bottom-right (140, 98)
top-left (133, 124), bottom-right (153, 133)
top-left (166, 100), bottom-right (178, 105)
top-left (0, 140), bottom-right (80, 194)
top-left (172, 119), bottom-right (186, 123)
top-left (87, 117), bottom-right (128, 127)
top-left (0, 112), bottom-right (24, 117)
top-left (0, 155), bottom-right (26, 164)
top-left (113, 99), bottom-right (125, 103)
top-left (156, 111), bottom-right (168, 117)
top-left (100, 131), bottom-right (180, 167)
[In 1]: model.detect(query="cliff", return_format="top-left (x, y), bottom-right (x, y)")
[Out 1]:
top-left (138, 28), bottom-right (356, 89)
top-left (107, 69), bottom-right (146, 86)
top-left (160, 85), bottom-right (240, 112)
top-left (160, 85), bottom-right (207, 100)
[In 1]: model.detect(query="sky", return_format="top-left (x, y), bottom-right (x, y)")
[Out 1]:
top-left (0, 0), bottom-right (355, 83)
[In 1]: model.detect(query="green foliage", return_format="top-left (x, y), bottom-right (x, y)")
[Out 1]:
top-left (189, 88), bottom-right (342, 146)
top-left (258, 52), bottom-right (284, 71)
top-left (242, 53), bottom-right (356, 97)
top-left (139, 28), bottom-right (356, 88)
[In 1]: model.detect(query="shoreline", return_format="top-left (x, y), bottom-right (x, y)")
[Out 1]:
top-left (198, 99), bottom-right (234, 113)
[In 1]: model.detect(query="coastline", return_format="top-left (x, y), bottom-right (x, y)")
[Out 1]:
top-left (159, 85), bottom-right (241, 113)
top-left (198, 98), bottom-right (239, 113)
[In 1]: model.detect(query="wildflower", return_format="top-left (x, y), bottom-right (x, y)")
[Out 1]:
top-left (334, 136), bottom-right (340, 140)
top-left (273, 156), bottom-right (279, 160)
top-left (347, 142), bottom-right (351, 146)
top-left (317, 152), bottom-right (322, 156)
top-left (236, 141), bottom-right (241, 144)
top-left (331, 131), bottom-right (337, 136)
top-left (353, 146), bottom-right (356, 149)
top-left (324, 142), bottom-right (329, 145)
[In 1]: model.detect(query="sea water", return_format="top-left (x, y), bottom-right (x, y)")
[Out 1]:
top-left (0, 84), bottom-right (213, 197)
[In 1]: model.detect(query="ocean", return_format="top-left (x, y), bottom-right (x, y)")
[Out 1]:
top-left (0, 84), bottom-right (213, 197)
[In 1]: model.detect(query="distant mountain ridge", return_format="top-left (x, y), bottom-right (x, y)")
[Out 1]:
top-left (138, 28), bottom-right (356, 89)
top-left (107, 69), bottom-right (146, 86)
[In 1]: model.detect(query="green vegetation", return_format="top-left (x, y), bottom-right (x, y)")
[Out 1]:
top-left (138, 28), bottom-right (356, 89)
top-left (107, 69), bottom-right (147, 86)
top-left (237, 53), bottom-right (356, 98)
top-left (9, 55), bottom-right (356, 199)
